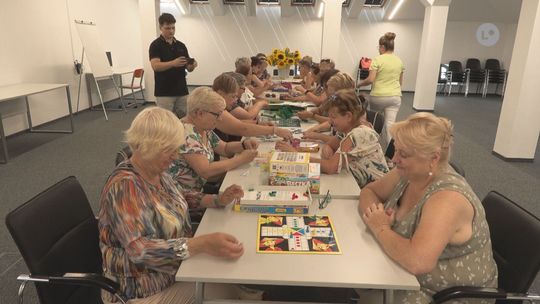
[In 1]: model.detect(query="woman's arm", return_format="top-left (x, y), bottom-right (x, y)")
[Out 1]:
top-left (305, 91), bottom-right (327, 106)
top-left (399, 72), bottom-right (403, 86)
top-left (358, 70), bottom-right (377, 87)
top-left (182, 149), bottom-right (256, 180)
top-left (319, 137), bottom-right (353, 174)
top-left (362, 191), bottom-right (474, 275)
top-left (216, 111), bottom-right (292, 140)
top-left (358, 168), bottom-right (400, 214)
top-left (230, 106), bottom-right (256, 120)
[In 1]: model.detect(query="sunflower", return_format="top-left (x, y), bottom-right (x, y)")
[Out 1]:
top-left (277, 61), bottom-right (286, 68)
top-left (276, 52), bottom-right (285, 60)
top-left (287, 58), bottom-right (294, 65)
top-left (272, 49), bottom-right (279, 55)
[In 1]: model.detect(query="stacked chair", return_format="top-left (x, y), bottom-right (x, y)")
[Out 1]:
top-left (445, 61), bottom-right (468, 96)
top-left (464, 58), bottom-right (486, 97)
top-left (484, 58), bottom-right (508, 98)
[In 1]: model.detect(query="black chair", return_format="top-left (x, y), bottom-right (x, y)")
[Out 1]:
top-left (366, 110), bottom-right (384, 135)
top-left (445, 61), bottom-right (468, 96)
top-left (484, 59), bottom-right (507, 98)
top-left (5, 176), bottom-right (125, 304)
top-left (432, 191), bottom-right (540, 303)
top-left (385, 138), bottom-right (395, 160)
top-left (437, 64), bottom-right (449, 94)
top-left (465, 58), bottom-right (486, 97)
top-left (449, 160), bottom-right (465, 178)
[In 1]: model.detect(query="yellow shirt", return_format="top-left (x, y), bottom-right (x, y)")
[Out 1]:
top-left (370, 53), bottom-right (404, 97)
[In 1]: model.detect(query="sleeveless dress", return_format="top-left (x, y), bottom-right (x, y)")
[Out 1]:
top-left (385, 168), bottom-right (498, 303)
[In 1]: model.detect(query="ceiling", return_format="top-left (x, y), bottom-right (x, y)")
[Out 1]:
top-left (390, 0), bottom-right (522, 23)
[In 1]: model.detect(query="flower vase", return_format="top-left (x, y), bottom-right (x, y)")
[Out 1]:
top-left (277, 65), bottom-right (290, 80)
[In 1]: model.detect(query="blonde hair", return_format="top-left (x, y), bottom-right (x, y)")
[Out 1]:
top-left (390, 112), bottom-right (454, 164)
top-left (187, 86), bottom-right (226, 114)
top-left (326, 72), bottom-right (355, 91)
top-left (125, 107), bottom-right (184, 160)
top-left (212, 73), bottom-right (239, 95)
top-left (327, 89), bottom-right (366, 122)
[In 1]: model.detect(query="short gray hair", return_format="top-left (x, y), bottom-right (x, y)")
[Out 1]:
top-left (224, 71), bottom-right (246, 87)
top-left (187, 86), bottom-right (226, 114)
top-left (125, 107), bottom-right (184, 160)
top-left (235, 57), bottom-right (251, 69)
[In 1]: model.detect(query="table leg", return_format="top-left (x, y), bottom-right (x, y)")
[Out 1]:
top-left (383, 289), bottom-right (394, 304)
top-left (27, 87), bottom-right (76, 133)
top-left (66, 86), bottom-right (74, 133)
top-left (25, 96), bottom-right (34, 131)
top-left (0, 113), bottom-right (9, 164)
top-left (195, 282), bottom-right (205, 304)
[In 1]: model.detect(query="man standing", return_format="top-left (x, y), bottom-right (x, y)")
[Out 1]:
top-left (149, 13), bottom-right (197, 118)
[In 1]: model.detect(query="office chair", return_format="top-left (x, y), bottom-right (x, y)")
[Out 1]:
top-left (5, 176), bottom-right (125, 304)
top-left (366, 110), bottom-right (385, 135)
top-left (432, 191), bottom-right (540, 303)
top-left (119, 68), bottom-right (146, 108)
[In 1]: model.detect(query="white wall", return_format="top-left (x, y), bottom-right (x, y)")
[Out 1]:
top-left (0, 0), bottom-right (143, 136)
top-left (167, 4), bottom-right (517, 92)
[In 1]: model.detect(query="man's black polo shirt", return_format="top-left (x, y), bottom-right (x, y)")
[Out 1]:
top-left (149, 36), bottom-right (190, 97)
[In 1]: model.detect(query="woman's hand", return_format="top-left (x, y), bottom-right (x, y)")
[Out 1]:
top-left (275, 141), bottom-right (297, 152)
top-left (236, 149), bottom-right (258, 163)
top-left (362, 203), bottom-right (395, 238)
top-left (275, 128), bottom-right (293, 141)
top-left (297, 111), bottom-right (313, 120)
top-left (195, 232), bottom-right (244, 259)
top-left (294, 85), bottom-right (307, 94)
top-left (242, 138), bottom-right (259, 150)
top-left (321, 144), bottom-right (334, 159)
top-left (302, 131), bottom-right (321, 141)
top-left (218, 184), bottom-right (244, 206)
top-left (258, 120), bottom-right (274, 126)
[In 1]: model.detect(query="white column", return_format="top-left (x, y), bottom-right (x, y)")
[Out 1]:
top-left (320, 0), bottom-right (345, 60)
top-left (412, 0), bottom-right (451, 111)
top-left (493, 0), bottom-right (540, 160)
top-left (139, 0), bottom-right (160, 102)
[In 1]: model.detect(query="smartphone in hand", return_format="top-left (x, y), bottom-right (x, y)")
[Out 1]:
top-left (187, 58), bottom-right (195, 65)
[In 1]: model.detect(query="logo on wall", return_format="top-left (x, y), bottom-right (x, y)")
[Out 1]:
top-left (476, 23), bottom-right (500, 47)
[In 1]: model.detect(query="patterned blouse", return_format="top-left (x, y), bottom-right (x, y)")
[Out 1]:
top-left (169, 122), bottom-right (221, 192)
top-left (336, 125), bottom-right (389, 188)
top-left (98, 160), bottom-right (204, 301)
top-left (385, 168), bottom-right (498, 303)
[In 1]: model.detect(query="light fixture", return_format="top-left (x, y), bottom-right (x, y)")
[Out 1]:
top-left (388, 0), bottom-right (404, 20)
top-left (174, 0), bottom-right (186, 14)
top-left (317, 1), bottom-right (325, 18)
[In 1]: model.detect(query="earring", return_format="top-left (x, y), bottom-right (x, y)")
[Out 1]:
top-left (428, 171), bottom-right (433, 176)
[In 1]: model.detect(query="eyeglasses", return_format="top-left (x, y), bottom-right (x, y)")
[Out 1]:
top-left (205, 110), bottom-right (223, 118)
top-left (318, 190), bottom-right (332, 209)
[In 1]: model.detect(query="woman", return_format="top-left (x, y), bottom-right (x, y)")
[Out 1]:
top-left (293, 58), bottom-right (314, 91)
top-left (291, 66), bottom-right (329, 106)
top-left (312, 89), bottom-right (388, 188)
top-left (99, 107), bottom-right (246, 303)
top-left (359, 112), bottom-right (497, 303)
top-left (255, 53), bottom-right (271, 81)
top-left (358, 32), bottom-right (404, 149)
top-left (295, 69), bottom-right (340, 120)
top-left (211, 73), bottom-right (293, 142)
top-left (169, 86), bottom-right (259, 192)
top-left (226, 71), bottom-right (267, 120)
top-left (235, 57), bottom-right (271, 98)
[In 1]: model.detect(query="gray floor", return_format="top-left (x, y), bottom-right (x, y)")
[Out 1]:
top-left (0, 92), bottom-right (538, 303)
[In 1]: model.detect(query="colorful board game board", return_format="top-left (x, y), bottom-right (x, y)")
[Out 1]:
top-left (256, 215), bottom-right (341, 254)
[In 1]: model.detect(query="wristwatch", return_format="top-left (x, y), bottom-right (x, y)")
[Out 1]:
top-left (173, 238), bottom-right (191, 260)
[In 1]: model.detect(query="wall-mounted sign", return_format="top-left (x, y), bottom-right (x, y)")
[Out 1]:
top-left (476, 23), bottom-right (500, 47)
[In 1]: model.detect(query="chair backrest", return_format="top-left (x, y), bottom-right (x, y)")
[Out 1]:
top-left (485, 59), bottom-right (501, 71)
top-left (448, 61), bottom-right (464, 73)
top-left (366, 110), bottom-right (384, 135)
top-left (482, 191), bottom-right (540, 299)
top-left (448, 160), bottom-right (465, 177)
top-left (465, 58), bottom-right (482, 71)
top-left (115, 146), bottom-right (132, 166)
top-left (131, 69), bottom-right (144, 87)
top-left (385, 138), bottom-right (395, 160)
top-left (5, 176), bottom-right (103, 304)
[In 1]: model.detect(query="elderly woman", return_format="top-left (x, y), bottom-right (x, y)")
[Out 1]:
top-left (235, 57), bottom-right (271, 98)
top-left (293, 58), bottom-right (314, 91)
top-left (211, 73), bottom-right (293, 142)
top-left (225, 71), bottom-right (267, 120)
top-left (99, 107), bottom-right (246, 303)
top-left (358, 112), bottom-right (497, 303)
top-left (169, 87), bottom-right (258, 192)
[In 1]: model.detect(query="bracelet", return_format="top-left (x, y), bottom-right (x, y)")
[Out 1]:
top-left (172, 238), bottom-right (191, 260)
top-left (241, 139), bottom-right (247, 150)
top-left (212, 194), bottom-right (223, 208)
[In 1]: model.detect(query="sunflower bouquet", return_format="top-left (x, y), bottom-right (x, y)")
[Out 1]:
top-left (267, 48), bottom-right (301, 68)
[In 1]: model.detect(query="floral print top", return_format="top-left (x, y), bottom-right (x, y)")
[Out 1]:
top-left (98, 160), bottom-right (204, 301)
top-left (336, 125), bottom-right (389, 188)
top-left (169, 122), bottom-right (221, 192)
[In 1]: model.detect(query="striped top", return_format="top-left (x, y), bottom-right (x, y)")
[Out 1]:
top-left (98, 160), bottom-right (204, 301)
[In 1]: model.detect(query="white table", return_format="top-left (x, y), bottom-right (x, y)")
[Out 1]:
top-left (0, 83), bottom-right (73, 163)
top-left (176, 199), bottom-right (419, 303)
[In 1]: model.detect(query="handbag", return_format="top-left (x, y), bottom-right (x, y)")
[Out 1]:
top-left (360, 57), bottom-right (372, 70)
